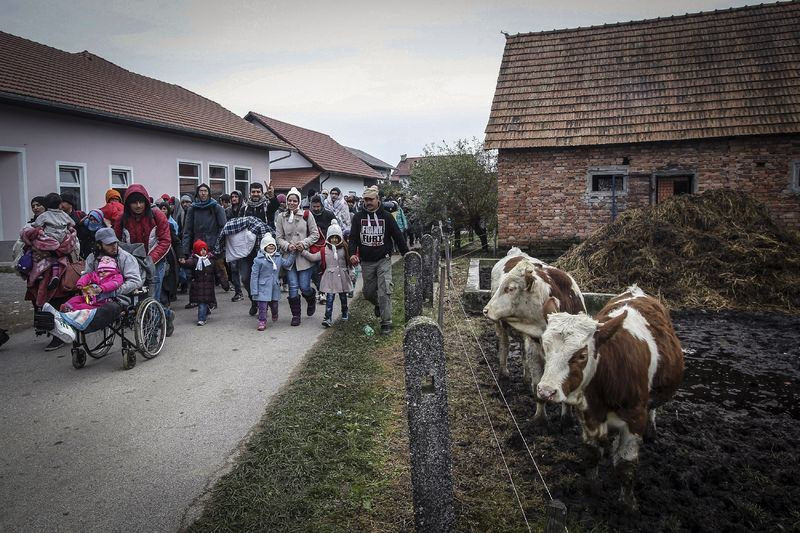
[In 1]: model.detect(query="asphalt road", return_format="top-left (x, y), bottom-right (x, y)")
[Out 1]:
top-left (0, 281), bottom-right (359, 532)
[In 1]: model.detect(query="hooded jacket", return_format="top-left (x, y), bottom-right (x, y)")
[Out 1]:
top-left (250, 234), bottom-right (283, 302)
top-left (181, 185), bottom-right (227, 257)
top-left (275, 188), bottom-right (319, 271)
top-left (320, 222), bottom-right (352, 294)
top-left (113, 184), bottom-right (171, 264)
top-left (348, 204), bottom-right (408, 263)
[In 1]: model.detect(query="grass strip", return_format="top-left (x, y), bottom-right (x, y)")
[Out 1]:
top-left (188, 260), bottom-right (413, 532)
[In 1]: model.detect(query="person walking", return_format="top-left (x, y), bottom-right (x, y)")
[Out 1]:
top-left (319, 221), bottom-right (351, 327)
top-left (348, 187), bottom-right (408, 334)
top-left (179, 240), bottom-right (223, 326)
top-left (113, 184), bottom-right (174, 336)
top-left (239, 182), bottom-right (276, 314)
top-left (275, 187), bottom-right (319, 326)
top-left (181, 183), bottom-right (229, 303)
top-left (250, 234), bottom-right (282, 330)
top-left (325, 187), bottom-right (352, 236)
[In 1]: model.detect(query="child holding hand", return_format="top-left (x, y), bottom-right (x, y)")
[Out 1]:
top-left (180, 240), bottom-right (223, 325)
top-left (319, 221), bottom-right (352, 328)
top-left (250, 234), bottom-right (282, 331)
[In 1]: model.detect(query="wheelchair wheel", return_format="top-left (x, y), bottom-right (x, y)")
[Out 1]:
top-left (83, 328), bottom-right (114, 359)
top-left (134, 297), bottom-right (166, 359)
top-left (122, 348), bottom-right (136, 370)
top-left (71, 348), bottom-right (86, 369)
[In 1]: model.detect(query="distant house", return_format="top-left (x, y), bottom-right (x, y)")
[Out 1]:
top-left (245, 112), bottom-right (383, 198)
top-left (345, 147), bottom-right (394, 181)
top-left (390, 154), bottom-right (423, 186)
top-left (485, 2), bottom-right (800, 248)
top-left (0, 31), bottom-right (291, 259)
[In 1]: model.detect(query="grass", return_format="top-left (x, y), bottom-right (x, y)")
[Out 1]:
top-left (188, 259), bottom-right (414, 532)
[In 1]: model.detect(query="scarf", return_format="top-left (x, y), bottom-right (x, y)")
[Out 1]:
top-left (266, 250), bottom-right (279, 271)
top-left (246, 197), bottom-right (267, 209)
top-left (287, 208), bottom-right (299, 224)
top-left (195, 254), bottom-right (212, 271)
top-left (192, 198), bottom-right (218, 209)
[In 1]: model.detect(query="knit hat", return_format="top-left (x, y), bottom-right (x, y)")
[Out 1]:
top-left (192, 240), bottom-right (209, 255)
top-left (326, 220), bottom-right (343, 242)
top-left (261, 233), bottom-right (276, 252)
top-left (97, 255), bottom-right (118, 273)
top-left (180, 194), bottom-right (192, 203)
top-left (160, 193), bottom-right (171, 202)
top-left (276, 194), bottom-right (286, 203)
top-left (105, 189), bottom-right (122, 203)
top-left (286, 187), bottom-right (302, 203)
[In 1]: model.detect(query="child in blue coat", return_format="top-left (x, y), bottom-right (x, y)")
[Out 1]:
top-left (250, 234), bottom-right (282, 330)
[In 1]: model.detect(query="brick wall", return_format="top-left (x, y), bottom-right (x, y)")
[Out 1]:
top-left (497, 134), bottom-right (800, 247)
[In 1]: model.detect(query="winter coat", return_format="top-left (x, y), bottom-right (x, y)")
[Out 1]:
top-left (114, 184), bottom-right (172, 265)
top-left (311, 208), bottom-right (336, 241)
top-left (319, 244), bottom-right (352, 294)
top-left (250, 250), bottom-right (283, 302)
top-left (275, 209), bottom-right (319, 271)
top-left (348, 206), bottom-right (409, 263)
top-left (63, 270), bottom-right (124, 310)
top-left (327, 197), bottom-right (352, 233)
top-left (33, 209), bottom-right (74, 242)
top-left (183, 254), bottom-right (220, 305)
top-left (393, 207), bottom-right (409, 233)
top-left (84, 248), bottom-right (144, 298)
top-left (181, 201), bottom-right (227, 258)
top-left (100, 201), bottom-right (124, 226)
top-left (242, 199), bottom-right (269, 224)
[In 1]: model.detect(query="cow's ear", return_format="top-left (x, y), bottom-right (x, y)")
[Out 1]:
top-left (542, 296), bottom-right (559, 321)
top-left (595, 311), bottom-right (627, 344)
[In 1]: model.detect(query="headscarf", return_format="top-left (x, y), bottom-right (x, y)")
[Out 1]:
top-left (84, 209), bottom-right (105, 232)
top-left (105, 189), bottom-right (122, 203)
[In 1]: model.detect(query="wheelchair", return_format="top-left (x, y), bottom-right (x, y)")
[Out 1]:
top-left (34, 243), bottom-right (167, 370)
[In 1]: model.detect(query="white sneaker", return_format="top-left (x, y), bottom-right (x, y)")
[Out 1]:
top-left (42, 302), bottom-right (59, 317)
top-left (52, 315), bottom-right (76, 344)
top-left (197, 321), bottom-right (205, 326)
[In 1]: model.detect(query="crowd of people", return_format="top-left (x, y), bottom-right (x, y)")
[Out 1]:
top-left (10, 181), bottom-right (413, 353)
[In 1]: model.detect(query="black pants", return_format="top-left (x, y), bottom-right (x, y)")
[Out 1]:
top-left (84, 301), bottom-right (123, 333)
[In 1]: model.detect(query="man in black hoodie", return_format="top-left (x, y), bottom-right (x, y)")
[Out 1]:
top-left (348, 188), bottom-right (408, 334)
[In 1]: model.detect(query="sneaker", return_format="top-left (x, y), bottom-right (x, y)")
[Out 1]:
top-left (347, 291), bottom-right (354, 298)
top-left (374, 305), bottom-right (381, 318)
top-left (52, 316), bottom-right (76, 343)
top-left (231, 292), bottom-right (244, 302)
top-left (44, 336), bottom-right (65, 351)
top-left (380, 324), bottom-right (392, 336)
top-left (257, 321), bottom-right (266, 331)
top-left (317, 292), bottom-right (326, 304)
top-left (197, 320), bottom-right (205, 326)
top-left (165, 312), bottom-right (174, 337)
top-left (42, 302), bottom-right (60, 318)
top-left (321, 318), bottom-right (332, 328)
top-left (47, 276), bottom-right (60, 291)
top-left (185, 302), bottom-right (198, 309)
top-left (341, 310), bottom-right (349, 321)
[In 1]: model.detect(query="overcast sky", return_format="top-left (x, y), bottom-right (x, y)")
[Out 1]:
top-left (2, 0), bottom-right (752, 166)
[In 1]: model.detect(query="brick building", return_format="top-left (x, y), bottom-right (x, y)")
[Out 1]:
top-left (485, 1), bottom-right (800, 248)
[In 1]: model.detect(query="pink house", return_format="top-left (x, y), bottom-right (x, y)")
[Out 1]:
top-left (0, 31), bottom-right (291, 260)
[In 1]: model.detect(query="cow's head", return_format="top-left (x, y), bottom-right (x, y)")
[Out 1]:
top-left (483, 262), bottom-right (552, 327)
top-left (537, 308), bottom-right (627, 404)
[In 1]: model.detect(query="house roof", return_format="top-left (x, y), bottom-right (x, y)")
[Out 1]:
top-left (246, 112), bottom-right (383, 179)
top-left (344, 147), bottom-right (394, 171)
top-left (269, 168), bottom-right (322, 190)
top-left (0, 31), bottom-right (292, 151)
top-left (485, 1), bottom-right (800, 149)
top-left (391, 156), bottom-right (423, 181)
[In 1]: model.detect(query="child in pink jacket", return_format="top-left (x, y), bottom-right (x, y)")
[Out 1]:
top-left (61, 256), bottom-right (124, 311)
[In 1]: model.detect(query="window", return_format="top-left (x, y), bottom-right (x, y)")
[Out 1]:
top-left (57, 163), bottom-right (85, 211)
top-left (110, 166), bottom-right (132, 197)
top-left (178, 161), bottom-right (201, 197)
top-left (209, 164), bottom-right (228, 198)
top-left (234, 167), bottom-right (251, 194)
top-left (587, 167), bottom-right (628, 195)
top-left (792, 161), bottom-right (800, 193)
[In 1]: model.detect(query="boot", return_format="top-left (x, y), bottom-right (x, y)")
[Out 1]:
top-left (303, 289), bottom-right (317, 316)
top-left (249, 298), bottom-right (258, 316)
top-left (289, 296), bottom-right (302, 326)
top-left (269, 301), bottom-right (279, 322)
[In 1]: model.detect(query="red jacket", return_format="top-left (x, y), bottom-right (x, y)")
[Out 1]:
top-left (100, 201), bottom-right (124, 226)
top-left (113, 184), bottom-right (171, 264)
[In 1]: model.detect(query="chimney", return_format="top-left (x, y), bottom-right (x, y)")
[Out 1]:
top-left (400, 154), bottom-right (407, 162)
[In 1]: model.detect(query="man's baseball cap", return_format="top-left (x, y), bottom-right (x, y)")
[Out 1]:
top-left (95, 227), bottom-right (119, 245)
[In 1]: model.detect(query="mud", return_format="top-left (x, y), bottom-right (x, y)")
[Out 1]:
top-left (483, 310), bottom-right (800, 532)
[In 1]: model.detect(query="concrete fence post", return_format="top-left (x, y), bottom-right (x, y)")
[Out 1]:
top-left (421, 234), bottom-right (434, 306)
top-left (437, 264), bottom-right (446, 327)
top-left (404, 317), bottom-right (455, 532)
top-left (404, 251), bottom-right (423, 322)
top-left (544, 499), bottom-right (567, 533)
top-left (432, 230), bottom-right (441, 279)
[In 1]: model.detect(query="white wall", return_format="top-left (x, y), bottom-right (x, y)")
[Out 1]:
top-left (269, 149), bottom-right (312, 170)
top-left (321, 173), bottom-right (368, 198)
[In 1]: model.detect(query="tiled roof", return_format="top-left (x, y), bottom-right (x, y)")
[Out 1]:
top-left (391, 157), bottom-right (422, 181)
top-left (246, 112), bottom-right (383, 179)
top-left (0, 31), bottom-right (292, 150)
top-left (344, 147), bottom-right (394, 171)
top-left (269, 168), bottom-right (321, 190)
top-left (485, 1), bottom-right (800, 149)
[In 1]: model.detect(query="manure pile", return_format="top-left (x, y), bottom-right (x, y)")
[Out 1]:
top-left (555, 189), bottom-right (800, 312)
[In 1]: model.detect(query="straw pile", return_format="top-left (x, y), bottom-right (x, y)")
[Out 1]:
top-left (555, 189), bottom-right (800, 313)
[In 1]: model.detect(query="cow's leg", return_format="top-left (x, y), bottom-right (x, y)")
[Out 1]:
top-left (521, 334), bottom-right (531, 382)
top-left (613, 412), bottom-right (646, 511)
top-left (644, 408), bottom-right (657, 442)
top-left (578, 409), bottom-right (607, 480)
top-left (526, 338), bottom-right (548, 425)
top-left (495, 321), bottom-right (510, 379)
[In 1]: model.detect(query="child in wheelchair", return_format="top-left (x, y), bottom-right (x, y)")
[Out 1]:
top-left (60, 256), bottom-right (124, 312)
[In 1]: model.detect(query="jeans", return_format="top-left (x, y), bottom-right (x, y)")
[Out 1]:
top-left (197, 303), bottom-right (209, 322)
top-left (239, 257), bottom-right (253, 297)
top-left (325, 292), bottom-right (348, 319)
top-left (152, 260), bottom-right (173, 320)
top-left (229, 259), bottom-right (242, 293)
top-left (285, 265), bottom-right (315, 298)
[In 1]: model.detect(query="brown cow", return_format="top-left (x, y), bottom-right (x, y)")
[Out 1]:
top-left (484, 252), bottom-right (586, 424)
top-left (536, 285), bottom-right (684, 509)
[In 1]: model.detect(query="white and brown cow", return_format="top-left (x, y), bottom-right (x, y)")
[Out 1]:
top-left (483, 250), bottom-right (586, 424)
top-left (537, 285), bottom-right (684, 509)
